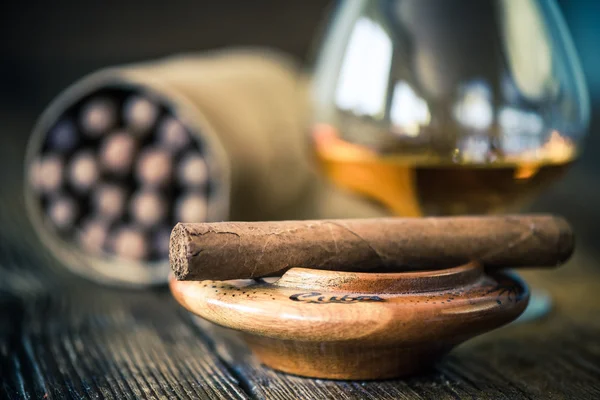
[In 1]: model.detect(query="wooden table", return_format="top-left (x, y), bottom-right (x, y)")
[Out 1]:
top-left (1, 118), bottom-right (599, 399)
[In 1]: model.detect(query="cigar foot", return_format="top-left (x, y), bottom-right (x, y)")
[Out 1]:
top-left (170, 223), bottom-right (192, 280)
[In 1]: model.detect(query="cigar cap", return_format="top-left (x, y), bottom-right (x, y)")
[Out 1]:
top-left (100, 131), bottom-right (136, 173)
top-left (36, 154), bottom-right (64, 193)
top-left (177, 153), bottom-right (208, 187)
top-left (158, 117), bottom-right (190, 152)
top-left (130, 190), bottom-right (166, 227)
top-left (136, 148), bottom-right (172, 187)
top-left (80, 97), bottom-right (116, 136)
top-left (555, 215), bottom-right (575, 265)
top-left (175, 193), bottom-right (207, 223)
top-left (69, 151), bottom-right (98, 191)
top-left (78, 218), bottom-right (109, 255)
top-left (113, 226), bottom-right (148, 260)
top-left (123, 95), bottom-right (159, 134)
top-left (48, 195), bottom-right (78, 231)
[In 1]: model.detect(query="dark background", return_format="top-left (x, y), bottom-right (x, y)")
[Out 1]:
top-left (0, 0), bottom-right (599, 249)
top-left (0, 3), bottom-right (599, 398)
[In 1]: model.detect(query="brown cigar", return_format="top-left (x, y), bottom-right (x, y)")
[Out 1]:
top-left (170, 215), bottom-right (574, 281)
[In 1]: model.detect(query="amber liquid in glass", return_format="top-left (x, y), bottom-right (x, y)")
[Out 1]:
top-left (314, 126), bottom-right (575, 216)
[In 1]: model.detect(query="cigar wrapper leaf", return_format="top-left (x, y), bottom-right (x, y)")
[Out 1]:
top-left (170, 215), bottom-right (574, 281)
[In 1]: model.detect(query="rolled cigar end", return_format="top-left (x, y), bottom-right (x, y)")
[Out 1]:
top-left (170, 223), bottom-right (192, 280)
top-left (170, 215), bottom-right (575, 281)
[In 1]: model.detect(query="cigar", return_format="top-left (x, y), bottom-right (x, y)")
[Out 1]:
top-left (123, 95), bottom-right (158, 134)
top-left (157, 117), bottom-right (190, 152)
top-left (175, 192), bottom-right (207, 223)
top-left (112, 226), bottom-right (148, 261)
top-left (99, 131), bottom-right (137, 173)
top-left (177, 153), bottom-right (208, 187)
top-left (69, 151), bottom-right (99, 192)
top-left (135, 148), bottom-right (172, 187)
top-left (47, 195), bottom-right (78, 231)
top-left (78, 218), bottom-right (109, 255)
top-left (33, 154), bottom-right (64, 193)
top-left (79, 97), bottom-right (116, 136)
top-left (130, 189), bottom-right (166, 227)
top-left (93, 183), bottom-right (126, 220)
top-left (170, 215), bottom-right (574, 281)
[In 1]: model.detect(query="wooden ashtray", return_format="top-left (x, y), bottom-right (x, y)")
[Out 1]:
top-left (170, 263), bottom-right (529, 380)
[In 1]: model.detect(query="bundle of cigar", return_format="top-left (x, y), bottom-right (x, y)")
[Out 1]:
top-left (28, 88), bottom-right (211, 262)
top-left (25, 49), bottom-right (386, 286)
top-left (170, 214), bottom-right (574, 281)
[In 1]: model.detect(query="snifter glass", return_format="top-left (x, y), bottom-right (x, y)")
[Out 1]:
top-left (312, 0), bottom-right (589, 217)
top-left (311, 0), bottom-right (589, 321)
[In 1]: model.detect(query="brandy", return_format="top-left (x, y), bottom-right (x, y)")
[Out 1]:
top-left (314, 127), bottom-right (575, 216)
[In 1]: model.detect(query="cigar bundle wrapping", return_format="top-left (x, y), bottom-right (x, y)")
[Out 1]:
top-left (170, 215), bottom-right (574, 281)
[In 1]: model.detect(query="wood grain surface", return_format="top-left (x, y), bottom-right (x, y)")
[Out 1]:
top-left (1, 116), bottom-right (600, 399)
